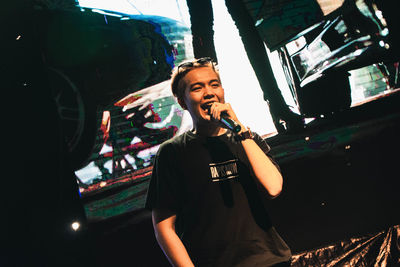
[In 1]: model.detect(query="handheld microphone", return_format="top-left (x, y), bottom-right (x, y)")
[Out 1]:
top-left (207, 108), bottom-right (241, 133)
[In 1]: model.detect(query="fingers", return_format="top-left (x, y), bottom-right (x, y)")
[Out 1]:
top-left (209, 103), bottom-right (234, 121)
top-left (209, 103), bottom-right (221, 121)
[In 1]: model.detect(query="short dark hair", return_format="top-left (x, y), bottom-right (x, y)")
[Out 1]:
top-left (171, 57), bottom-right (220, 101)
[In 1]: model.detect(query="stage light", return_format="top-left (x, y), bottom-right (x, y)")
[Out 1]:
top-left (304, 118), bottom-right (315, 124)
top-left (255, 18), bottom-right (264, 27)
top-left (305, 136), bottom-right (310, 141)
top-left (71, 221), bottom-right (80, 231)
top-left (345, 145), bottom-right (351, 150)
top-left (375, 10), bottom-right (383, 20)
top-left (381, 28), bottom-right (389, 37)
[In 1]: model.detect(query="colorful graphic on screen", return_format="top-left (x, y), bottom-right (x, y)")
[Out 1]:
top-left (75, 80), bottom-right (192, 195)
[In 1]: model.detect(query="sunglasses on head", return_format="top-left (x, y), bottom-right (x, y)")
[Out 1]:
top-left (177, 57), bottom-right (215, 74)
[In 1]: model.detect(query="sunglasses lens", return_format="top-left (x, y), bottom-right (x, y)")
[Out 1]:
top-left (177, 57), bottom-right (213, 73)
top-left (197, 57), bottom-right (212, 64)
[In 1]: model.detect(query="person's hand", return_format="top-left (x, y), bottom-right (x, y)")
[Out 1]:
top-left (208, 102), bottom-right (245, 129)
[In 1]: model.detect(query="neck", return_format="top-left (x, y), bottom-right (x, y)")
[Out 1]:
top-left (192, 121), bottom-right (227, 137)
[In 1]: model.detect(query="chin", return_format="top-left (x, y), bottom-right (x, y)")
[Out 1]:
top-left (195, 116), bottom-right (211, 125)
top-left (196, 110), bottom-right (210, 121)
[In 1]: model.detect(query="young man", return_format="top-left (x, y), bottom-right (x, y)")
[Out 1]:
top-left (145, 58), bottom-right (291, 266)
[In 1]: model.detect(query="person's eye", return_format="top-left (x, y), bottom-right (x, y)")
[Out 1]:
top-left (191, 86), bottom-right (201, 91)
top-left (211, 83), bottom-right (220, 88)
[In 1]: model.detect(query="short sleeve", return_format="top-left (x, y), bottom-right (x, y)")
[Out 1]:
top-left (252, 132), bottom-right (281, 172)
top-left (145, 142), bottom-right (182, 212)
top-left (252, 132), bottom-right (271, 154)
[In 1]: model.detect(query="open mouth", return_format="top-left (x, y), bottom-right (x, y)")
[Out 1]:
top-left (200, 102), bottom-right (215, 111)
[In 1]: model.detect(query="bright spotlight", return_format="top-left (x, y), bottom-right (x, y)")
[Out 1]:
top-left (71, 221), bottom-right (80, 231)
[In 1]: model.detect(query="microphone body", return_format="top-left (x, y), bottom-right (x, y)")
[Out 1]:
top-left (219, 115), bottom-right (241, 133)
top-left (208, 108), bottom-right (241, 133)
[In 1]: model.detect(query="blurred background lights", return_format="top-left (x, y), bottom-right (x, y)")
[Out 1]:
top-left (71, 221), bottom-right (80, 231)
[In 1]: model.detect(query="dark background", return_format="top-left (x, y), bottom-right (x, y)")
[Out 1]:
top-left (3, 0), bottom-right (399, 266)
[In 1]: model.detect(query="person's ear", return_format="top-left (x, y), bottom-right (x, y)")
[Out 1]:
top-left (178, 97), bottom-right (187, 110)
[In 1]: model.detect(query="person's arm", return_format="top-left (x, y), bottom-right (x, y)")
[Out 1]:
top-left (238, 132), bottom-right (283, 198)
top-left (152, 209), bottom-right (195, 267)
top-left (209, 102), bottom-right (283, 198)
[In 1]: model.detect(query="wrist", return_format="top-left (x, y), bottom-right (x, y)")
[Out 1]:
top-left (235, 126), bottom-right (254, 141)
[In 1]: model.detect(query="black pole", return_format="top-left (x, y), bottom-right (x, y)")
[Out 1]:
top-left (225, 0), bottom-right (304, 133)
top-left (186, 0), bottom-right (218, 62)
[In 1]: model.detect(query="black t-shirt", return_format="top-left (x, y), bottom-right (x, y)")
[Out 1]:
top-left (145, 130), bottom-right (291, 266)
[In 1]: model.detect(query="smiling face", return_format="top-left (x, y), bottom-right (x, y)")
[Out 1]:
top-left (177, 66), bottom-right (225, 128)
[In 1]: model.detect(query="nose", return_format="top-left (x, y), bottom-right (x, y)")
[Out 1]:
top-left (203, 85), bottom-right (215, 99)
